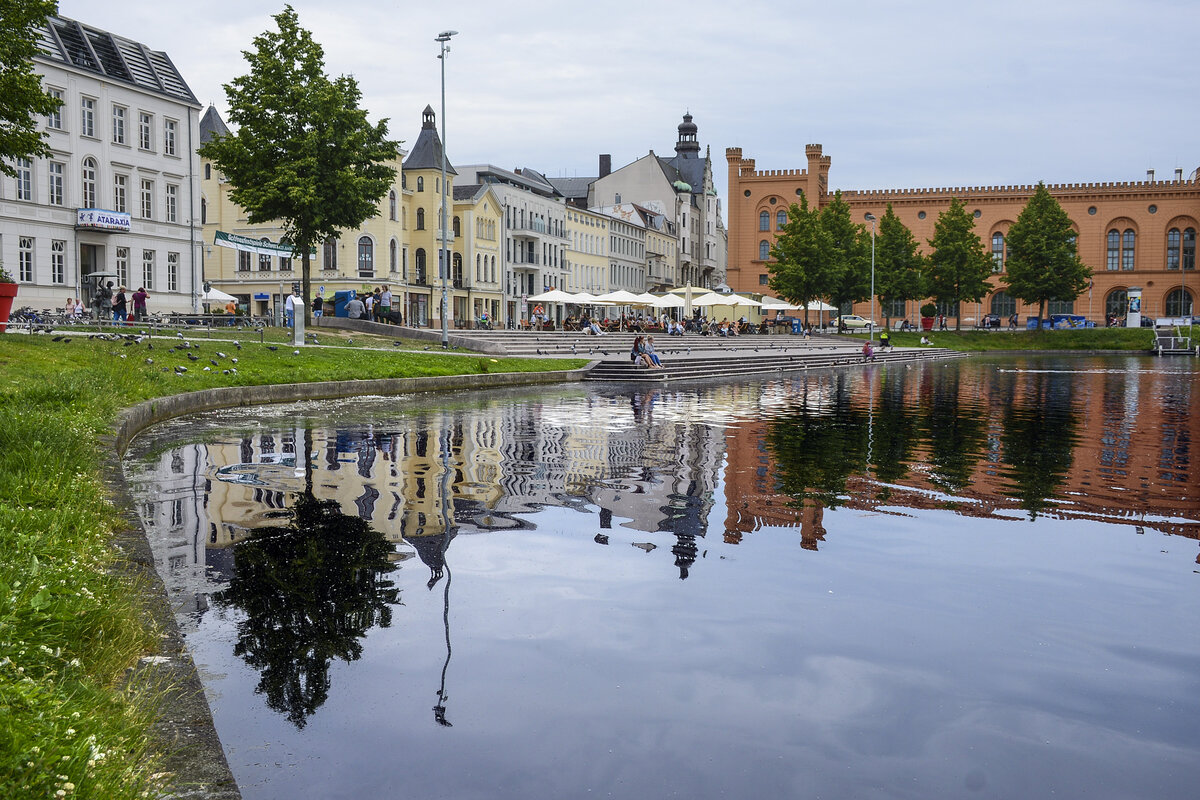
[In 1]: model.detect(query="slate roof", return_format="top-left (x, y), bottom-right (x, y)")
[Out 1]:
top-left (547, 176), bottom-right (594, 199)
top-left (199, 105), bottom-right (230, 144)
top-left (403, 105), bottom-right (457, 175)
top-left (34, 15), bottom-right (198, 105)
top-left (453, 184), bottom-right (484, 201)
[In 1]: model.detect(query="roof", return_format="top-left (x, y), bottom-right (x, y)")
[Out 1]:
top-left (35, 15), bottom-right (198, 105)
top-left (199, 106), bottom-right (230, 145)
top-left (456, 164), bottom-right (561, 198)
top-left (403, 105), bottom-right (457, 174)
top-left (547, 176), bottom-right (594, 199)
top-left (453, 184), bottom-right (484, 202)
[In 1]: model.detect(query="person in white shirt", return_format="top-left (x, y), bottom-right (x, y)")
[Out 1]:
top-left (284, 293), bottom-right (295, 327)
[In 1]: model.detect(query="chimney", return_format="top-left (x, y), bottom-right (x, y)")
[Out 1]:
top-left (599, 154), bottom-right (611, 178)
top-left (1176, 168), bottom-right (1184, 182)
top-left (1147, 169), bottom-right (1155, 182)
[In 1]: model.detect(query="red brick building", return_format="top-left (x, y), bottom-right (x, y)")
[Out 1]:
top-left (726, 145), bottom-right (1199, 325)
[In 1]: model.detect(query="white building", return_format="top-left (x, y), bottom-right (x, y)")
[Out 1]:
top-left (0, 15), bottom-right (202, 313)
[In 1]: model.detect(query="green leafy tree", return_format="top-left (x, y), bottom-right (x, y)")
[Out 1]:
top-left (198, 5), bottom-right (399, 322)
top-left (0, 0), bottom-right (62, 177)
top-left (768, 194), bottom-right (835, 327)
top-left (873, 204), bottom-right (926, 328)
top-left (821, 191), bottom-right (870, 330)
top-left (925, 198), bottom-right (994, 330)
top-left (1003, 182), bottom-right (1092, 322)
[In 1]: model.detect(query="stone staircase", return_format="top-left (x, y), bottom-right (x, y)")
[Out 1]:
top-left (1154, 327), bottom-right (1196, 356)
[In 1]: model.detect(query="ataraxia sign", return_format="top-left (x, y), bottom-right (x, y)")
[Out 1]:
top-left (76, 208), bottom-right (132, 232)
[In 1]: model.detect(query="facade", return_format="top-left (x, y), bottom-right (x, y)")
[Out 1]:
top-left (402, 106), bottom-right (459, 327)
top-left (589, 114), bottom-right (726, 290)
top-left (200, 107), bottom-right (408, 320)
top-left (456, 163), bottom-right (568, 326)
top-left (1, 15), bottom-right (202, 314)
top-left (563, 206), bottom-right (610, 296)
top-left (452, 183), bottom-right (504, 324)
top-left (592, 204), bottom-right (649, 296)
top-left (727, 144), bottom-right (1199, 323)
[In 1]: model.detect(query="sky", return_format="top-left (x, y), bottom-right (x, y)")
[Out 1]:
top-left (56, 0), bottom-right (1199, 214)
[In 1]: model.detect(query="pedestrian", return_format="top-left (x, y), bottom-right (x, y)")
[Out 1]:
top-left (1009, 313), bottom-right (1018, 330)
top-left (284, 293), bottom-right (295, 327)
top-left (312, 292), bottom-right (324, 318)
top-left (861, 340), bottom-right (875, 361)
top-left (112, 286), bottom-right (128, 323)
top-left (363, 290), bottom-right (374, 321)
top-left (345, 293), bottom-right (365, 320)
top-left (380, 285), bottom-right (392, 323)
top-left (879, 329), bottom-right (890, 349)
top-left (132, 287), bottom-right (149, 321)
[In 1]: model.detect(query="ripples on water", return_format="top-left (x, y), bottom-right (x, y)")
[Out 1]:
top-left (124, 356), bottom-right (1200, 800)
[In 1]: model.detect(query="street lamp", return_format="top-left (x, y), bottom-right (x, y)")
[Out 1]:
top-left (864, 213), bottom-right (876, 343)
top-left (436, 29), bottom-right (457, 349)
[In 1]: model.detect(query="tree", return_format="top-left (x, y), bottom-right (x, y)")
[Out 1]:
top-left (768, 194), bottom-right (835, 327)
top-left (198, 5), bottom-right (399, 323)
top-left (0, 0), bottom-right (62, 177)
top-left (1003, 182), bottom-right (1092, 322)
top-left (820, 191), bottom-right (871, 330)
top-left (925, 198), bottom-right (993, 330)
top-left (873, 204), bottom-right (926, 328)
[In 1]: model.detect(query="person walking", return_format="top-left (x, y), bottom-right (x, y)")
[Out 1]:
top-left (380, 285), bottom-right (392, 323)
top-left (112, 286), bottom-right (128, 323)
top-left (284, 293), bottom-right (295, 327)
top-left (312, 292), bottom-right (324, 318)
top-left (132, 287), bottom-right (149, 321)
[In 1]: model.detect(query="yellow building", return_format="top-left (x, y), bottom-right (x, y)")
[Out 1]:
top-left (564, 206), bottom-right (610, 296)
top-left (453, 183), bottom-right (504, 323)
top-left (199, 106), bottom-right (407, 318)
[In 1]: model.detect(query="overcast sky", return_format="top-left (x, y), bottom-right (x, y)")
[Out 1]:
top-left (58, 0), bottom-right (1198, 210)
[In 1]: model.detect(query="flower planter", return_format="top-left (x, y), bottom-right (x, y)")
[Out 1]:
top-left (0, 282), bottom-right (17, 333)
top-left (921, 316), bottom-right (935, 331)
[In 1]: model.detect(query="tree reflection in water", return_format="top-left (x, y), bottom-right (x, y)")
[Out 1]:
top-left (215, 489), bottom-right (400, 729)
top-left (999, 369), bottom-right (1080, 517)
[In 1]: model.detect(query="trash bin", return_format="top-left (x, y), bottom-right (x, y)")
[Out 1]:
top-left (791, 319), bottom-right (803, 334)
top-left (333, 290), bottom-right (356, 318)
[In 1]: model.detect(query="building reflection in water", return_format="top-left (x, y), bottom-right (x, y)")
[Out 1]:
top-left (126, 359), bottom-right (1199, 725)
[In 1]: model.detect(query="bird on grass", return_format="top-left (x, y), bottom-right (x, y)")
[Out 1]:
top-left (267, 346), bottom-right (277, 351)
top-left (145, 358), bottom-right (153, 365)
top-left (174, 365), bottom-right (187, 373)
top-left (210, 359), bottom-right (219, 367)
top-left (187, 353), bottom-right (199, 361)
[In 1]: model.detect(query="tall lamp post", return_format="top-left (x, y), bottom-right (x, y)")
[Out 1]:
top-left (436, 30), bottom-right (457, 349)
top-left (865, 213), bottom-right (876, 343)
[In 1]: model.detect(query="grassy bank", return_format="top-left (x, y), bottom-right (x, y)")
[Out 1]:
top-left (0, 329), bottom-right (582, 798)
top-left (853, 326), bottom-right (1161, 351)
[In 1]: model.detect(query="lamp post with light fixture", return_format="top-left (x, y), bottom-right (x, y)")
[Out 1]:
top-left (436, 29), bottom-right (457, 348)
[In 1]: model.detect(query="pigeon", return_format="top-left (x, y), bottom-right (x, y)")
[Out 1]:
top-left (174, 365), bottom-right (187, 373)
top-left (537, 348), bottom-right (543, 355)
top-left (145, 358), bottom-right (153, 365)
top-left (601, 350), bottom-right (609, 356)
top-left (123, 341), bottom-right (135, 347)
top-left (168, 348), bottom-right (176, 354)
top-left (61, 338), bottom-right (70, 343)
top-left (594, 534), bottom-right (609, 545)
top-left (347, 338), bottom-right (353, 345)
top-left (176, 332), bottom-right (184, 338)
top-left (187, 353), bottom-right (199, 361)
top-left (203, 366), bottom-right (211, 372)
top-left (267, 346), bottom-right (277, 351)
top-left (210, 359), bottom-right (219, 367)
top-left (232, 340), bottom-right (239, 347)
top-left (631, 542), bottom-right (656, 553)
top-left (146, 343), bottom-right (153, 350)
top-left (229, 368), bottom-right (237, 374)
top-left (293, 350), bottom-right (299, 355)
top-left (231, 358), bottom-right (238, 364)
top-left (392, 341), bottom-right (402, 347)
top-left (216, 352), bottom-right (227, 358)
top-left (222, 369), bottom-right (230, 375)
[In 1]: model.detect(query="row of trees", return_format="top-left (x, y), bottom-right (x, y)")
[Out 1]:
top-left (769, 185), bottom-right (1093, 330)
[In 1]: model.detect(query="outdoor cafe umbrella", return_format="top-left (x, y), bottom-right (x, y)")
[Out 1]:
top-left (200, 286), bottom-right (238, 304)
top-left (649, 294), bottom-right (685, 308)
top-left (526, 288), bottom-right (576, 303)
top-left (726, 294), bottom-right (763, 307)
top-left (596, 289), bottom-right (644, 304)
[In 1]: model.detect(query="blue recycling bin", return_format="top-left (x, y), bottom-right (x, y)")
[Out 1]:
top-left (333, 290), bottom-right (356, 318)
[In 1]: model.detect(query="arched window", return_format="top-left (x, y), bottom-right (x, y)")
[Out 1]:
top-left (81, 157), bottom-right (97, 208)
top-left (1047, 298), bottom-right (1074, 315)
top-left (452, 253), bottom-right (463, 287)
top-left (991, 232), bottom-right (1006, 273)
top-left (1122, 229), bottom-right (1135, 270)
top-left (416, 176), bottom-right (424, 192)
top-left (776, 210), bottom-right (787, 229)
top-left (1183, 227), bottom-right (1196, 271)
top-left (1106, 230), bottom-right (1120, 270)
top-left (490, 255), bottom-right (496, 283)
top-left (759, 240), bottom-right (770, 260)
top-left (416, 208), bottom-right (425, 230)
top-left (389, 191), bottom-right (397, 221)
top-left (200, 197), bottom-right (207, 224)
top-left (759, 211), bottom-right (769, 231)
top-left (322, 238), bottom-right (338, 270)
top-left (389, 239), bottom-right (397, 272)
top-left (453, 215), bottom-right (460, 237)
top-left (476, 253), bottom-right (481, 281)
top-left (1166, 288), bottom-right (1194, 316)
top-left (357, 236), bottom-right (374, 276)
top-left (415, 248), bottom-right (427, 283)
top-left (1104, 289), bottom-right (1127, 321)
top-left (990, 289), bottom-right (1016, 317)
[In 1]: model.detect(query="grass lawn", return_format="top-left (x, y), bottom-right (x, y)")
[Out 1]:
top-left (0, 326), bottom-right (583, 798)
top-left (855, 326), bottom-right (1160, 351)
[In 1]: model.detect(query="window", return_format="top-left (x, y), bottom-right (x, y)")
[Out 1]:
top-left (1047, 299), bottom-right (1074, 315)
top-left (416, 208), bottom-right (425, 230)
top-left (19, 237), bottom-right (34, 282)
top-left (116, 247), bottom-right (129, 286)
top-left (989, 290), bottom-right (1015, 318)
top-left (204, 163), bottom-right (211, 180)
top-left (759, 274), bottom-right (769, 285)
top-left (415, 248), bottom-right (426, 283)
top-left (1185, 228), bottom-right (1196, 271)
top-left (452, 252), bottom-right (463, 287)
top-left (112, 105), bottom-right (126, 144)
top-left (139, 179), bottom-right (153, 219)
top-left (200, 197), bottom-right (206, 224)
top-left (417, 176), bottom-right (424, 192)
top-left (258, 251), bottom-right (271, 271)
top-left (82, 158), bottom-right (97, 207)
top-left (1168, 228), bottom-right (1181, 269)
top-left (389, 239), bottom-right (397, 273)
top-left (885, 297), bottom-right (907, 318)
top-left (279, 245), bottom-right (291, 272)
top-left (142, 249), bottom-right (155, 289)
top-left (777, 210), bottom-right (787, 229)
top-left (1122, 229), bottom-right (1135, 270)
top-left (81, 97), bottom-right (95, 137)
top-left (237, 251), bottom-right (251, 272)
top-left (1165, 288), bottom-right (1193, 316)
top-left (1106, 230), bottom-right (1120, 271)
top-left (759, 240), bottom-right (770, 260)
top-left (16, 159), bottom-right (32, 201)
top-left (358, 236), bottom-right (374, 276)
top-left (453, 216), bottom-right (460, 237)
top-left (164, 120), bottom-right (177, 156)
top-left (759, 211), bottom-right (769, 231)
top-left (323, 239), bottom-right (338, 270)
top-left (165, 184), bottom-right (178, 223)
top-left (991, 232), bottom-right (1005, 273)
top-left (46, 162), bottom-right (63, 206)
top-left (402, 247), bottom-right (409, 280)
top-left (139, 112), bottom-right (153, 150)
top-left (936, 300), bottom-right (959, 318)
top-left (389, 190), bottom-right (397, 221)
top-left (51, 240), bottom-right (65, 284)
top-left (113, 174), bottom-right (127, 213)
top-left (46, 88), bottom-right (62, 129)
top-left (167, 252), bottom-right (179, 291)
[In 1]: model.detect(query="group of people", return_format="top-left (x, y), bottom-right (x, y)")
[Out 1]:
top-left (69, 282), bottom-right (148, 323)
top-left (630, 335), bottom-right (664, 369)
top-left (313, 285), bottom-right (402, 324)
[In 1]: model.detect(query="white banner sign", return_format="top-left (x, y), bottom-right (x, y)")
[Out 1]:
top-left (76, 208), bottom-right (131, 231)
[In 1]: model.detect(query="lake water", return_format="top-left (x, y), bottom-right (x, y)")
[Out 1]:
top-left (123, 355), bottom-right (1200, 800)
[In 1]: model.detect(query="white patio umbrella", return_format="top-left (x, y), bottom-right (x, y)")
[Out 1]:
top-left (649, 294), bottom-right (685, 308)
top-left (570, 291), bottom-right (612, 305)
top-left (596, 289), bottom-right (644, 304)
top-left (727, 294), bottom-right (763, 307)
top-left (760, 297), bottom-right (801, 311)
top-left (200, 287), bottom-right (238, 303)
top-left (804, 301), bottom-right (838, 311)
top-left (690, 292), bottom-right (730, 306)
top-left (527, 288), bottom-right (576, 303)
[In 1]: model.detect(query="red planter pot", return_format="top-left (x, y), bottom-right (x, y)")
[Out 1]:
top-left (921, 317), bottom-right (935, 331)
top-left (0, 282), bottom-right (17, 333)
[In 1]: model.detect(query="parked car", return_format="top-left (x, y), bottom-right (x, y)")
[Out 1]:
top-left (837, 314), bottom-right (876, 330)
top-left (976, 313), bottom-right (1002, 329)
